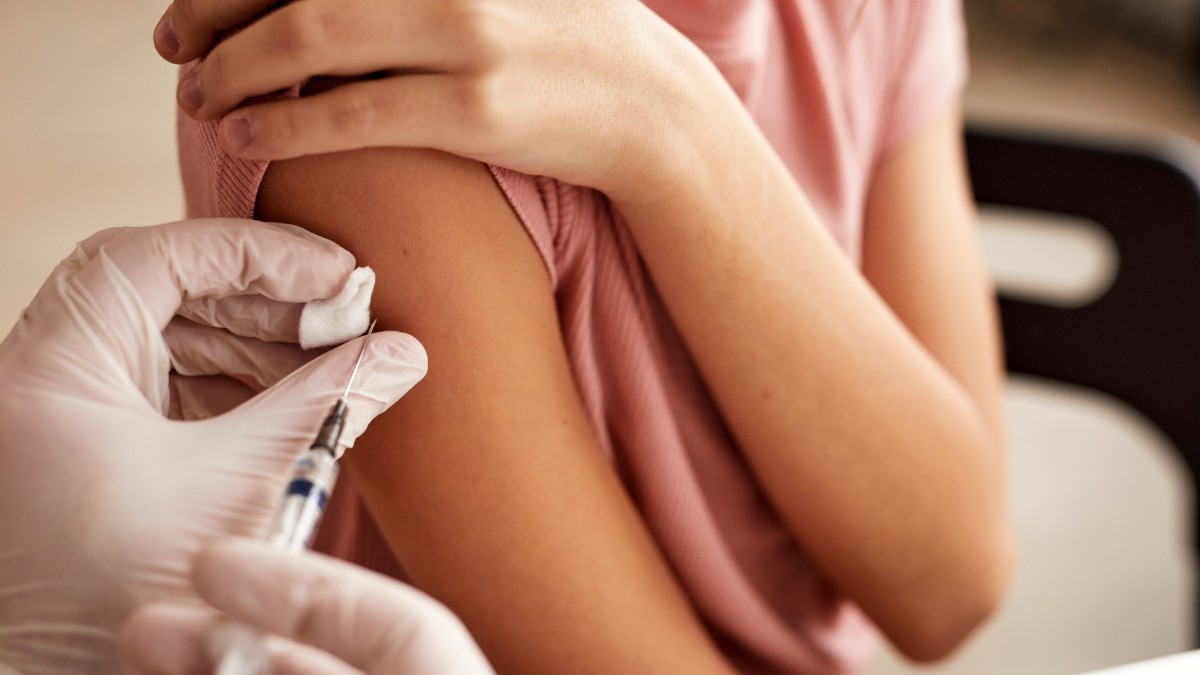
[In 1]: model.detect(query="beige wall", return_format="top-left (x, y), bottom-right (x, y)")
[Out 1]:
top-left (0, 1), bottom-right (183, 330)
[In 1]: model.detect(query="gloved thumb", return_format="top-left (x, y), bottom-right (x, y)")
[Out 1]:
top-left (232, 330), bottom-right (428, 460)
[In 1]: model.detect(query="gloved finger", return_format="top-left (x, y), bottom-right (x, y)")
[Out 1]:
top-left (193, 540), bottom-right (493, 674)
top-left (119, 605), bottom-right (360, 675)
top-left (120, 604), bottom-right (219, 675)
top-left (165, 317), bottom-right (316, 391)
top-left (263, 637), bottom-right (364, 675)
top-left (169, 374), bottom-right (258, 421)
top-left (73, 219), bottom-right (344, 269)
top-left (181, 265), bottom-right (373, 348)
top-left (74, 218), bottom-right (355, 335)
top-left (209, 623), bottom-right (360, 675)
top-left (233, 330), bottom-right (427, 460)
top-left (178, 294), bottom-right (304, 343)
top-left (74, 225), bottom-right (136, 257)
top-left (11, 220), bottom-right (353, 411)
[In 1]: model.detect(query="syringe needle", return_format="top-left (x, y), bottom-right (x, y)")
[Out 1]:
top-left (342, 319), bottom-right (377, 401)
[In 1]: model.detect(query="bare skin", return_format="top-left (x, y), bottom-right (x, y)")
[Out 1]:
top-left (255, 102), bottom-right (1009, 671)
top-left (615, 102), bottom-right (1010, 660)
top-left (257, 149), bottom-right (735, 675)
top-left (160, 0), bottom-right (1012, 666)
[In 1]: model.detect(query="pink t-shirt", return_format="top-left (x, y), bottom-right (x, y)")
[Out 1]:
top-left (178, 1), bottom-right (967, 672)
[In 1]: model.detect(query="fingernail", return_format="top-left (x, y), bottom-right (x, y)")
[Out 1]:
top-left (179, 74), bottom-right (204, 112)
top-left (224, 117), bottom-right (255, 150)
top-left (155, 13), bottom-right (180, 57)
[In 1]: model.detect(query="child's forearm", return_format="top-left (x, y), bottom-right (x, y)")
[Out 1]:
top-left (611, 99), bottom-right (1012, 661)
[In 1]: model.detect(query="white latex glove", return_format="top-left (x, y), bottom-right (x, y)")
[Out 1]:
top-left (0, 219), bottom-right (427, 674)
top-left (120, 540), bottom-right (495, 675)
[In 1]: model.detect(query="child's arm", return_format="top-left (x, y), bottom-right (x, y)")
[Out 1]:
top-left (256, 148), bottom-right (734, 675)
top-left (611, 102), bottom-right (1010, 662)
top-left (258, 106), bottom-right (1008, 667)
top-left (168, 0), bottom-right (1008, 661)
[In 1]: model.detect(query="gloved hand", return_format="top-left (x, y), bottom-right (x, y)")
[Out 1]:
top-left (120, 540), bottom-right (495, 674)
top-left (0, 219), bottom-right (427, 674)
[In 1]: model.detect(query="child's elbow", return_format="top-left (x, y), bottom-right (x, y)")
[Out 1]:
top-left (890, 534), bottom-right (1015, 663)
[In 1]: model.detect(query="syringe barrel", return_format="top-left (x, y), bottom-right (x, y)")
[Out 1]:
top-left (266, 448), bottom-right (340, 553)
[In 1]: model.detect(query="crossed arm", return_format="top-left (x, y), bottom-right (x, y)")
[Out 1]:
top-left (255, 100), bottom-right (1009, 671)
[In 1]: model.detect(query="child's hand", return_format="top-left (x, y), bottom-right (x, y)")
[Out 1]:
top-left (153, 0), bottom-right (727, 201)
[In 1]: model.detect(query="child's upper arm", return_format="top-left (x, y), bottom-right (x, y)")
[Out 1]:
top-left (256, 148), bottom-right (729, 675)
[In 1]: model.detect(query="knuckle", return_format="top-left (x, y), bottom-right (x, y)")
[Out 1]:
top-left (458, 76), bottom-right (507, 142)
top-left (451, 1), bottom-right (507, 65)
top-left (422, 602), bottom-right (467, 635)
top-left (243, 105), bottom-right (295, 156)
top-left (271, 105), bottom-right (305, 149)
top-left (291, 572), bottom-right (344, 642)
top-left (275, 3), bottom-right (336, 59)
top-left (328, 91), bottom-right (378, 142)
top-left (374, 601), bottom-right (461, 664)
top-left (199, 47), bottom-right (225, 87)
top-left (171, 0), bottom-right (195, 27)
top-left (171, 0), bottom-right (214, 47)
top-left (192, 56), bottom-right (232, 114)
top-left (449, 80), bottom-right (484, 128)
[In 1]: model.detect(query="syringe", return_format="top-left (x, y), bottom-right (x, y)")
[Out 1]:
top-left (214, 320), bottom-right (377, 675)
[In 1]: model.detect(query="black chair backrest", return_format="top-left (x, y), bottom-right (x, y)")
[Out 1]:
top-left (966, 125), bottom-right (1200, 642)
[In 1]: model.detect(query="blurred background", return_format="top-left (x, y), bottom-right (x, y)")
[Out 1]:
top-left (1, 1), bottom-right (1199, 673)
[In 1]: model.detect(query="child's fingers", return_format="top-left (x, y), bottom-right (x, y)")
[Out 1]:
top-left (155, 0), bottom-right (282, 64)
top-left (176, 0), bottom-right (458, 122)
top-left (216, 76), bottom-right (475, 162)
